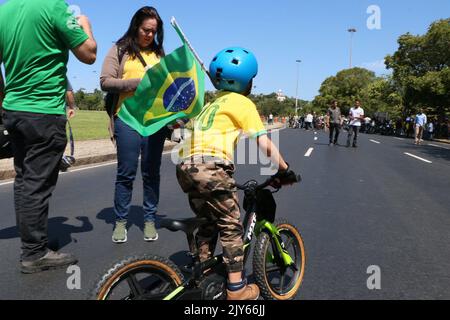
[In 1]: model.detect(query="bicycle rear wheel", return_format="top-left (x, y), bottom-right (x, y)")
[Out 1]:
top-left (253, 219), bottom-right (306, 300)
top-left (91, 255), bottom-right (184, 300)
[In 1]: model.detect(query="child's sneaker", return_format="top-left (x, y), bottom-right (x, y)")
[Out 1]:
top-left (144, 222), bottom-right (158, 242)
top-left (112, 220), bottom-right (127, 244)
top-left (227, 284), bottom-right (260, 300)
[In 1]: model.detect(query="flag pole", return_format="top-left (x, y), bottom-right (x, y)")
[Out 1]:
top-left (170, 17), bottom-right (213, 83)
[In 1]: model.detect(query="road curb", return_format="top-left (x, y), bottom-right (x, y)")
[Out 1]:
top-left (0, 142), bottom-right (178, 181)
top-left (433, 139), bottom-right (450, 145)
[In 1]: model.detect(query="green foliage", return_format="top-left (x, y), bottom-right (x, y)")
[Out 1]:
top-left (74, 89), bottom-right (105, 111)
top-left (385, 18), bottom-right (450, 117)
top-left (204, 90), bottom-right (310, 116)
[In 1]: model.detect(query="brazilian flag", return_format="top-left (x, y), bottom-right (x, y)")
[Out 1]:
top-left (118, 26), bottom-right (205, 136)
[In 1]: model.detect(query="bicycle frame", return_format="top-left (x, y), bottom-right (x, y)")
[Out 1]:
top-left (162, 184), bottom-right (297, 301)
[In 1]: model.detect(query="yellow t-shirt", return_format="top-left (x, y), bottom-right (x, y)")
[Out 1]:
top-left (117, 51), bottom-right (160, 111)
top-left (180, 91), bottom-right (267, 162)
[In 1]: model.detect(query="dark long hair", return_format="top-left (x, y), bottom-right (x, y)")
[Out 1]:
top-left (116, 6), bottom-right (165, 58)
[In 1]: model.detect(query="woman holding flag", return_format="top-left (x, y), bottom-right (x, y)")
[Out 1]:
top-left (100, 6), bottom-right (169, 243)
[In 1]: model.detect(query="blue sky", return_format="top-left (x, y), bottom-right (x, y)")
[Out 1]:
top-left (2, 0), bottom-right (450, 101)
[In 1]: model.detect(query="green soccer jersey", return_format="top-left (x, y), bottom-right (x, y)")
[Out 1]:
top-left (0, 0), bottom-right (88, 115)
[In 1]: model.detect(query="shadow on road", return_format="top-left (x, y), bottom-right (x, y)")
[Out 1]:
top-left (96, 206), bottom-right (167, 231)
top-left (0, 216), bottom-right (93, 250)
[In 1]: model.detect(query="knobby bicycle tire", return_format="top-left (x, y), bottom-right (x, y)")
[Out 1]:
top-left (91, 254), bottom-right (184, 300)
top-left (253, 219), bottom-right (306, 300)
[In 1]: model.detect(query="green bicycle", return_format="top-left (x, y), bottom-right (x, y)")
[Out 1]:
top-left (91, 174), bottom-right (306, 300)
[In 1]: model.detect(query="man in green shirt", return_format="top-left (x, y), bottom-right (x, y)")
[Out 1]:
top-left (0, 0), bottom-right (97, 274)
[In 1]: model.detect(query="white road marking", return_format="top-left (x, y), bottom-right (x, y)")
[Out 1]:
top-left (314, 137), bottom-right (318, 141)
top-left (404, 153), bottom-right (432, 164)
top-left (370, 139), bottom-right (381, 144)
top-left (394, 137), bottom-right (405, 141)
top-left (62, 161), bottom-right (117, 174)
top-left (304, 148), bottom-right (314, 157)
top-left (429, 144), bottom-right (450, 150)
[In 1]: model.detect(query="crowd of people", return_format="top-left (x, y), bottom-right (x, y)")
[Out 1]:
top-left (287, 102), bottom-right (449, 146)
top-left (287, 99), bottom-right (366, 147)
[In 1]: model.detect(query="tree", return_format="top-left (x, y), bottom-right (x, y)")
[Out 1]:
top-left (312, 67), bottom-right (378, 115)
top-left (204, 90), bottom-right (310, 117)
top-left (360, 76), bottom-right (403, 119)
top-left (74, 89), bottom-right (104, 111)
top-left (385, 18), bottom-right (450, 117)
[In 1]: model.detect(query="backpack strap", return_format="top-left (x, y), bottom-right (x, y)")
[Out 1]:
top-left (135, 51), bottom-right (148, 68)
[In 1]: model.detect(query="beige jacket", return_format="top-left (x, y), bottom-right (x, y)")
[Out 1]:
top-left (100, 45), bottom-right (141, 95)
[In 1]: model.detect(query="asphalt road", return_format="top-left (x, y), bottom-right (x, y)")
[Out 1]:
top-left (0, 128), bottom-right (449, 300)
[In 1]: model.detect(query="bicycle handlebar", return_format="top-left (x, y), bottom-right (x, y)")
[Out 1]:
top-left (235, 174), bottom-right (302, 191)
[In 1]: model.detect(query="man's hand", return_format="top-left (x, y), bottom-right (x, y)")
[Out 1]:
top-left (67, 107), bottom-right (76, 119)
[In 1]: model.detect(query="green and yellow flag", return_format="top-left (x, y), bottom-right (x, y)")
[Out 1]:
top-left (118, 24), bottom-right (205, 136)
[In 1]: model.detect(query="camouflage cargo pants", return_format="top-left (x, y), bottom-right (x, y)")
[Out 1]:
top-left (176, 162), bottom-right (244, 273)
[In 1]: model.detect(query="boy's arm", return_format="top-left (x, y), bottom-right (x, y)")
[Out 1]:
top-left (257, 134), bottom-right (289, 171)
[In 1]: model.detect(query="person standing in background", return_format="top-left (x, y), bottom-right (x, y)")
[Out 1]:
top-left (346, 100), bottom-right (365, 148)
top-left (414, 108), bottom-right (427, 145)
top-left (327, 101), bottom-right (342, 146)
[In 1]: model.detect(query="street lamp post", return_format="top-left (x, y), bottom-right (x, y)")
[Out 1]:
top-left (348, 28), bottom-right (357, 68)
top-left (295, 59), bottom-right (301, 115)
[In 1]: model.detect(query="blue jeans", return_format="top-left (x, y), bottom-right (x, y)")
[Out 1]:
top-left (114, 118), bottom-right (168, 223)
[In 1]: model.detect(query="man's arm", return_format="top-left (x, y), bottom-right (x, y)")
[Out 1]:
top-left (71, 15), bottom-right (97, 65)
top-left (65, 90), bottom-right (76, 119)
top-left (257, 134), bottom-right (289, 171)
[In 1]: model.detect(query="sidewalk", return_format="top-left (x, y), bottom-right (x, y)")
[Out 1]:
top-left (433, 138), bottom-right (450, 145)
top-left (0, 123), bottom-right (285, 181)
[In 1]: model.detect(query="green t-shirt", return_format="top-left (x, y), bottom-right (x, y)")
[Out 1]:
top-left (0, 0), bottom-right (88, 115)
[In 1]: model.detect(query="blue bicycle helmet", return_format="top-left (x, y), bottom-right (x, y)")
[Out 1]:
top-left (209, 47), bottom-right (258, 93)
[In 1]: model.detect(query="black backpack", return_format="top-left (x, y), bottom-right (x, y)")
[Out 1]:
top-left (104, 46), bottom-right (126, 117)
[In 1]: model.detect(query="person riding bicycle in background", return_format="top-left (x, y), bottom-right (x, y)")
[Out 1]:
top-left (176, 47), bottom-right (298, 300)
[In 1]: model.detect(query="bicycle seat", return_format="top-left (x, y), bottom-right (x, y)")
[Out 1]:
top-left (160, 217), bottom-right (210, 235)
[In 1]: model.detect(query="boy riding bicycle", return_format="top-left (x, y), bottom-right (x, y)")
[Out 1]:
top-left (176, 47), bottom-right (298, 300)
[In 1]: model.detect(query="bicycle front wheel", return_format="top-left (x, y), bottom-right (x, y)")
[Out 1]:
top-left (91, 255), bottom-right (184, 300)
top-left (253, 219), bottom-right (306, 300)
